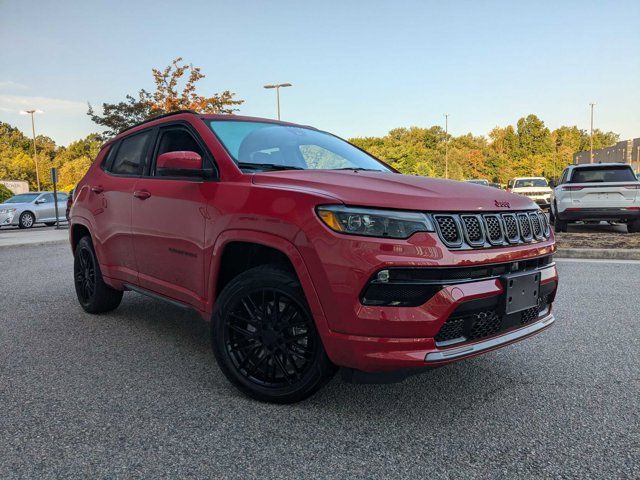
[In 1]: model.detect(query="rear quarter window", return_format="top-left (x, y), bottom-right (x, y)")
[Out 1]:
top-left (570, 166), bottom-right (637, 183)
top-left (109, 131), bottom-right (152, 176)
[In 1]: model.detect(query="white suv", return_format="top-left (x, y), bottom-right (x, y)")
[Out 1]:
top-left (507, 177), bottom-right (552, 207)
top-left (550, 163), bottom-right (640, 233)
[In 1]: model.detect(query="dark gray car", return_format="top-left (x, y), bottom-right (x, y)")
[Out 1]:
top-left (0, 192), bottom-right (68, 229)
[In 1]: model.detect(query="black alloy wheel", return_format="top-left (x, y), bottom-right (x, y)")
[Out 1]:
top-left (212, 266), bottom-right (335, 403)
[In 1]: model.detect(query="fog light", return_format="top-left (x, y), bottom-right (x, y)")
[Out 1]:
top-left (377, 270), bottom-right (390, 283)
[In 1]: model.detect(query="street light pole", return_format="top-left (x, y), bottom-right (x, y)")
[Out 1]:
top-left (20, 109), bottom-right (43, 191)
top-left (589, 102), bottom-right (596, 164)
top-left (444, 114), bottom-right (450, 179)
top-left (263, 83), bottom-right (292, 120)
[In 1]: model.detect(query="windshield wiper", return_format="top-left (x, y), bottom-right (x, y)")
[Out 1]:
top-left (238, 162), bottom-right (304, 171)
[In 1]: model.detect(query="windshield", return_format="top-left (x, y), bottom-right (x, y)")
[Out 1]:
top-left (570, 166), bottom-right (637, 183)
top-left (514, 178), bottom-right (548, 188)
top-left (209, 120), bottom-right (391, 173)
top-left (3, 193), bottom-right (39, 203)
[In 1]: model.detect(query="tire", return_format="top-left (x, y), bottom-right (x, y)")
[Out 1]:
top-left (212, 265), bottom-right (336, 403)
top-left (628, 219), bottom-right (640, 233)
top-left (44, 222), bottom-right (56, 227)
top-left (554, 215), bottom-right (568, 233)
top-left (74, 235), bottom-right (123, 313)
top-left (18, 211), bottom-right (35, 229)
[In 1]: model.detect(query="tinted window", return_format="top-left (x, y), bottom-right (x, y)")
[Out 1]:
top-left (570, 166), bottom-right (637, 183)
top-left (560, 169), bottom-right (569, 184)
top-left (39, 193), bottom-right (54, 203)
top-left (4, 194), bottom-right (39, 203)
top-left (110, 132), bottom-right (150, 175)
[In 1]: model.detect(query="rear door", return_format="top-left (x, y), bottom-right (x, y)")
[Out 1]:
top-left (131, 122), bottom-right (218, 308)
top-left (566, 165), bottom-right (639, 209)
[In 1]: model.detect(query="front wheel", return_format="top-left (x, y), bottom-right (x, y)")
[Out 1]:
top-left (74, 236), bottom-right (123, 313)
top-left (18, 211), bottom-right (35, 229)
top-left (212, 265), bottom-right (336, 403)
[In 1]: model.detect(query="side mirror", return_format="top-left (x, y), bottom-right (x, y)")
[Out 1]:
top-left (35, 198), bottom-right (46, 204)
top-left (157, 151), bottom-right (204, 178)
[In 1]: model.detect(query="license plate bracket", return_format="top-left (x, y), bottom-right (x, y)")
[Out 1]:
top-left (502, 271), bottom-right (541, 314)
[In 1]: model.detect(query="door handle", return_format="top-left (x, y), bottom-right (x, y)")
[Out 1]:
top-left (91, 185), bottom-right (104, 194)
top-left (133, 190), bottom-right (151, 200)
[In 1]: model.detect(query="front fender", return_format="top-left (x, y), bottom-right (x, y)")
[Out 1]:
top-left (205, 229), bottom-right (329, 334)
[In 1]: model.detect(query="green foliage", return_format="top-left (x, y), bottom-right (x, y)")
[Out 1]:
top-left (0, 183), bottom-right (13, 202)
top-left (350, 115), bottom-right (619, 183)
top-left (0, 121), bottom-right (101, 191)
top-left (88, 57), bottom-right (244, 138)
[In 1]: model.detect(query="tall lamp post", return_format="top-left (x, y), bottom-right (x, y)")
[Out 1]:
top-left (263, 83), bottom-right (292, 120)
top-left (444, 113), bottom-right (450, 179)
top-left (589, 102), bottom-right (596, 163)
top-left (20, 109), bottom-right (43, 191)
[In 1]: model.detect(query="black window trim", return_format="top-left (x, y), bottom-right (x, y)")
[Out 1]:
top-left (102, 128), bottom-right (155, 178)
top-left (144, 120), bottom-right (219, 181)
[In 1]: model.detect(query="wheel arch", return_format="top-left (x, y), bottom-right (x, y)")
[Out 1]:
top-left (207, 230), bottom-right (327, 327)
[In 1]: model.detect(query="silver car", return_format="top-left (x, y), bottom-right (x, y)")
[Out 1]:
top-left (0, 192), bottom-right (68, 229)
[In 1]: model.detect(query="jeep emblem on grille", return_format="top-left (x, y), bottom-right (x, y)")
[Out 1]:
top-left (494, 200), bottom-right (510, 208)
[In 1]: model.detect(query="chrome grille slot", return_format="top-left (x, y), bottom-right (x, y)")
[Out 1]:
top-left (434, 215), bottom-right (462, 247)
top-left (460, 215), bottom-right (484, 246)
top-left (502, 214), bottom-right (519, 243)
top-left (529, 212), bottom-right (543, 239)
top-left (517, 213), bottom-right (533, 241)
top-left (483, 215), bottom-right (504, 245)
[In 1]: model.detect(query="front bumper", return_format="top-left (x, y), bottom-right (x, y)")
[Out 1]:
top-left (320, 263), bottom-right (558, 373)
top-left (0, 212), bottom-right (16, 226)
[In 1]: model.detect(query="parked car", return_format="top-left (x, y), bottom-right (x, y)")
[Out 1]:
top-left (550, 163), bottom-right (640, 232)
top-left (69, 111), bottom-right (558, 403)
top-left (507, 177), bottom-right (552, 207)
top-left (488, 182), bottom-right (502, 189)
top-left (0, 191), bottom-right (68, 228)
top-left (464, 179), bottom-right (490, 186)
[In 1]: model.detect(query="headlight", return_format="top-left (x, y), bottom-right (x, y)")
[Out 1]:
top-left (316, 205), bottom-right (434, 239)
top-left (0, 208), bottom-right (16, 214)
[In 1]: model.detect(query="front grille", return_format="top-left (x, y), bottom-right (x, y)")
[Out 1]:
top-left (432, 210), bottom-right (550, 249)
top-left (461, 215), bottom-right (484, 245)
top-left (435, 215), bottom-right (462, 246)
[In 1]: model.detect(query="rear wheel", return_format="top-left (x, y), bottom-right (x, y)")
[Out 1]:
top-left (212, 265), bottom-right (336, 403)
top-left (628, 219), bottom-right (640, 233)
top-left (74, 236), bottom-right (123, 313)
top-left (554, 215), bottom-right (568, 233)
top-left (18, 211), bottom-right (35, 229)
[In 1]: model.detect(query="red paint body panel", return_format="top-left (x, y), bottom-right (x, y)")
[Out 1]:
top-left (70, 113), bottom-right (558, 374)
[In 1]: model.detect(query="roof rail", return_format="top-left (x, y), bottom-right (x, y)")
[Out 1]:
top-left (117, 109), bottom-right (199, 135)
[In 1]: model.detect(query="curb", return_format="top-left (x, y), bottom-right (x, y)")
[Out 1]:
top-left (555, 248), bottom-right (640, 260)
top-left (0, 238), bottom-right (68, 249)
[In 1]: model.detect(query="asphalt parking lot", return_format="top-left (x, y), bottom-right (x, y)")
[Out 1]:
top-left (1, 242), bottom-right (638, 479)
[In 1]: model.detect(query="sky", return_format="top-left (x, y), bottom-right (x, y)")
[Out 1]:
top-left (0, 0), bottom-right (638, 146)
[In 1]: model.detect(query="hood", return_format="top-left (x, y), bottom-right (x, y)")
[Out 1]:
top-left (0, 202), bottom-right (29, 209)
top-left (252, 170), bottom-right (537, 211)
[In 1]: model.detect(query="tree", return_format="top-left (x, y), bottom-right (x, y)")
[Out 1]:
top-left (88, 57), bottom-right (244, 138)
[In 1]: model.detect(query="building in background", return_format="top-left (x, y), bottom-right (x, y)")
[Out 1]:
top-left (0, 180), bottom-right (30, 194)
top-left (573, 138), bottom-right (640, 171)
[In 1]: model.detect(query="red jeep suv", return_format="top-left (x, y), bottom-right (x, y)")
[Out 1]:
top-left (70, 111), bottom-right (558, 403)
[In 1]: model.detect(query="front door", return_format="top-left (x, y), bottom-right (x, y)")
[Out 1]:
top-left (131, 123), bottom-right (217, 309)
